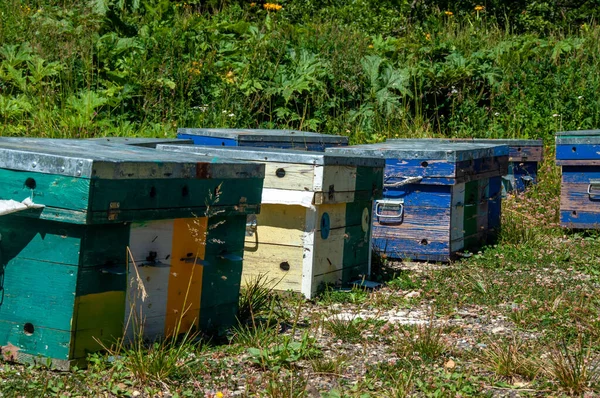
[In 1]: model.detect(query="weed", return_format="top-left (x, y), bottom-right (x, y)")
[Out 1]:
top-left (248, 332), bottom-right (321, 371)
top-left (394, 320), bottom-right (448, 362)
top-left (325, 316), bottom-right (370, 343)
top-left (263, 370), bottom-right (309, 398)
top-left (237, 273), bottom-right (278, 325)
top-left (546, 335), bottom-right (600, 395)
top-left (311, 354), bottom-right (349, 375)
top-left (318, 285), bottom-right (369, 305)
top-left (477, 337), bottom-right (539, 381)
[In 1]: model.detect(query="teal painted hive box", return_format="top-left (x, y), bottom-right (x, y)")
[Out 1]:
top-left (157, 144), bottom-right (384, 298)
top-left (387, 138), bottom-right (543, 194)
top-left (326, 142), bottom-right (508, 262)
top-left (556, 130), bottom-right (600, 228)
top-left (0, 139), bottom-right (264, 369)
top-left (177, 128), bottom-right (348, 151)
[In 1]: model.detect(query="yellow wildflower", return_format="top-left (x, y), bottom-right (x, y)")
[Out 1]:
top-left (225, 71), bottom-right (235, 83)
top-left (216, 393), bottom-right (224, 398)
top-left (474, 5), bottom-right (484, 11)
top-left (263, 3), bottom-right (282, 11)
top-left (368, 44), bottom-right (374, 49)
top-left (444, 11), bottom-right (453, 16)
top-left (425, 33), bottom-right (431, 40)
top-left (250, 2), bottom-right (256, 6)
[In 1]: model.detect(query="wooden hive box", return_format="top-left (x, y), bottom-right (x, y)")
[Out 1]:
top-left (157, 145), bottom-right (384, 299)
top-left (326, 141), bottom-right (509, 262)
top-left (387, 138), bottom-right (543, 194)
top-left (177, 128), bottom-right (348, 151)
top-left (0, 138), bottom-right (264, 369)
top-left (555, 130), bottom-right (600, 228)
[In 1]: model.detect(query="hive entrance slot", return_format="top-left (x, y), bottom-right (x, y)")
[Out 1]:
top-left (25, 178), bottom-right (36, 190)
top-left (23, 323), bottom-right (34, 335)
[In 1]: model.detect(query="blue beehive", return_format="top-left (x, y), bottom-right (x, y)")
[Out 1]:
top-left (326, 141), bottom-right (508, 262)
top-left (387, 138), bottom-right (543, 194)
top-left (555, 130), bottom-right (600, 229)
top-left (177, 128), bottom-right (348, 151)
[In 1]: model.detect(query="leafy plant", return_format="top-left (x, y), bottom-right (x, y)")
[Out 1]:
top-left (248, 333), bottom-right (321, 371)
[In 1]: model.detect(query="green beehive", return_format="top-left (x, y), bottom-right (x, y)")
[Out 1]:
top-left (0, 139), bottom-right (264, 369)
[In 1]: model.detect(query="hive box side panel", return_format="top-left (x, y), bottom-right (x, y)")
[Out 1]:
top-left (262, 163), bottom-right (316, 191)
top-left (560, 166), bottom-right (600, 228)
top-left (372, 184), bottom-right (452, 261)
top-left (242, 204), bottom-right (307, 293)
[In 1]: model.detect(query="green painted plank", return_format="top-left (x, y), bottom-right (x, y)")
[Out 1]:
top-left (1, 258), bottom-right (77, 331)
top-left (199, 214), bottom-right (247, 333)
top-left (355, 166), bottom-right (384, 196)
top-left (90, 178), bottom-right (263, 212)
top-left (0, 169), bottom-right (90, 211)
top-left (0, 216), bottom-right (82, 265)
top-left (0, 320), bottom-right (73, 361)
top-left (80, 224), bottom-right (130, 268)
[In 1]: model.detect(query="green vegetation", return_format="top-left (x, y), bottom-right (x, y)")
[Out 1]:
top-left (0, 1), bottom-right (600, 396)
top-left (0, 0), bottom-right (598, 141)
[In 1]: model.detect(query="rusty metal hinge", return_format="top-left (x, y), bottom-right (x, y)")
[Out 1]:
top-left (108, 202), bottom-right (121, 221)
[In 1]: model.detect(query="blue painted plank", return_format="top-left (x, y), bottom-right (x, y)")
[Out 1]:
top-left (383, 184), bottom-right (453, 207)
top-left (561, 166), bottom-right (600, 183)
top-left (560, 210), bottom-right (600, 228)
top-left (177, 134), bottom-right (237, 146)
top-left (556, 144), bottom-right (600, 160)
top-left (372, 236), bottom-right (450, 261)
top-left (488, 176), bottom-right (502, 231)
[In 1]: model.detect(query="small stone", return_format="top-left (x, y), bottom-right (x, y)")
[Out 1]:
top-left (404, 291), bottom-right (421, 299)
top-left (444, 359), bottom-right (456, 369)
top-left (491, 326), bottom-right (505, 334)
top-left (132, 392), bottom-right (141, 397)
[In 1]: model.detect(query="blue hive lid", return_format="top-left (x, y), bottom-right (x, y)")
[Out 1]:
top-left (177, 128), bottom-right (348, 144)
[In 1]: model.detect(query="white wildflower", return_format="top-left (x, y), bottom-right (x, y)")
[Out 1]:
top-left (494, 112), bottom-right (500, 116)
top-left (552, 113), bottom-right (561, 118)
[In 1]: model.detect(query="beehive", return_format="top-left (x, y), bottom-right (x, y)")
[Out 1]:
top-left (555, 130), bottom-right (600, 228)
top-left (0, 139), bottom-right (264, 369)
top-left (177, 128), bottom-right (348, 151)
top-left (326, 141), bottom-right (508, 262)
top-left (387, 138), bottom-right (543, 194)
top-left (157, 145), bottom-right (384, 299)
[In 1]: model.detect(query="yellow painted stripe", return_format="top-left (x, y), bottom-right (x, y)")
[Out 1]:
top-left (165, 217), bottom-right (207, 337)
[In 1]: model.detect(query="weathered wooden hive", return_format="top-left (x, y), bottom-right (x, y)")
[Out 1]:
top-left (555, 130), bottom-right (600, 228)
top-left (157, 145), bottom-right (384, 299)
top-left (326, 141), bottom-right (508, 262)
top-left (387, 138), bottom-right (543, 194)
top-left (177, 128), bottom-right (348, 151)
top-left (0, 138), bottom-right (264, 369)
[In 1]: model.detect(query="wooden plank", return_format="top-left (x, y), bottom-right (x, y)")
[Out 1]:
top-left (0, 216), bottom-right (82, 265)
top-left (384, 184), bottom-right (453, 207)
top-left (165, 218), bottom-right (207, 337)
top-left (262, 162), bottom-right (315, 191)
top-left (1, 258), bottom-right (76, 331)
top-left (556, 144), bottom-right (600, 161)
top-left (72, 290), bottom-right (125, 359)
top-left (125, 220), bottom-right (174, 341)
top-left (450, 183), bottom-right (466, 252)
top-left (199, 214), bottom-right (247, 333)
top-left (560, 210), bottom-right (600, 229)
top-left (318, 165), bottom-right (357, 193)
top-left (0, 169), bottom-right (91, 211)
top-left (90, 178), bottom-right (263, 211)
top-left (242, 244), bottom-right (305, 292)
top-left (244, 204), bottom-right (307, 247)
top-left (560, 182), bottom-right (600, 213)
top-left (0, 320), bottom-right (73, 363)
top-left (372, 236), bottom-right (450, 261)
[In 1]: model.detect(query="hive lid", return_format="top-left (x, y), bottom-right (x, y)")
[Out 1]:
top-left (0, 138), bottom-right (264, 179)
top-left (86, 137), bottom-right (194, 147)
top-left (325, 141), bottom-right (508, 162)
top-left (387, 138), bottom-right (542, 146)
top-left (556, 130), bottom-right (600, 144)
top-left (157, 144), bottom-right (385, 168)
top-left (177, 128), bottom-right (348, 144)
